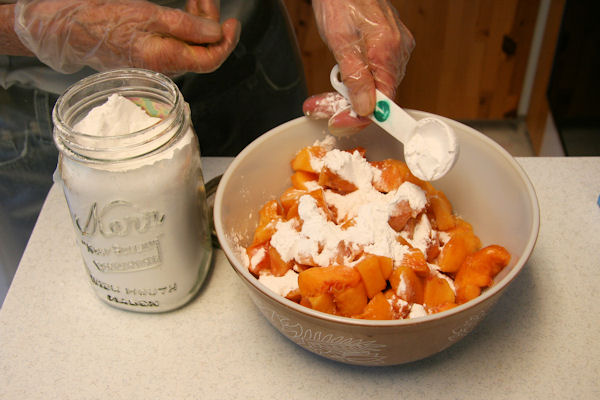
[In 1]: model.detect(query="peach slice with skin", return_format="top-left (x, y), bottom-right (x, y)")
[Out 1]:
top-left (389, 265), bottom-right (425, 305)
top-left (355, 254), bottom-right (388, 299)
top-left (334, 282), bottom-right (368, 317)
top-left (424, 275), bottom-right (456, 308)
top-left (252, 200), bottom-right (283, 245)
top-left (298, 265), bottom-right (362, 298)
top-left (358, 292), bottom-right (394, 320)
top-left (318, 166), bottom-right (357, 194)
top-left (291, 145), bottom-right (326, 173)
top-left (455, 245), bottom-right (511, 304)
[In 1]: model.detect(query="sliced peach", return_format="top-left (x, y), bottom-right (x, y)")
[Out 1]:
top-left (318, 166), bottom-right (357, 194)
top-left (383, 289), bottom-right (411, 319)
top-left (291, 170), bottom-right (318, 190)
top-left (246, 242), bottom-right (270, 276)
top-left (355, 254), bottom-right (387, 298)
top-left (448, 218), bottom-right (481, 254)
top-left (268, 246), bottom-right (293, 277)
top-left (428, 190), bottom-right (456, 231)
top-left (284, 288), bottom-right (302, 303)
top-left (428, 302), bottom-right (458, 314)
top-left (258, 200), bottom-right (282, 223)
top-left (396, 235), bottom-right (412, 248)
top-left (307, 189), bottom-right (336, 221)
top-left (297, 265), bottom-right (362, 297)
top-left (424, 275), bottom-right (456, 307)
top-left (357, 292), bottom-right (394, 320)
top-left (300, 296), bottom-right (311, 308)
top-left (388, 200), bottom-right (412, 232)
top-left (371, 159), bottom-right (425, 193)
top-left (279, 187), bottom-right (306, 214)
top-left (334, 282), bottom-right (368, 317)
top-left (307, 293), bottom-right (336, 314)
top-left (252, 200), bottom-right (282, 245)
top-left (330, 242), bottom-right (363, 266)
top-left (455, 245), bottom-right (511, 304)
top-left (425, 234), bottom-right (441, 262)
top-left (285, 288), bottom-right (302, 303)
top-left (389, 266), bottom-right (425, 304)
top-left (377, 255), bottom-right (394, 280)
top-left (291, 145), bottom-right (326, 173)
top-left (437, 235), bottom-right (469, 274)
top-left (284, 201), bottom-right (299, 220)
top-left (400, 248), bottom-right (429, 277)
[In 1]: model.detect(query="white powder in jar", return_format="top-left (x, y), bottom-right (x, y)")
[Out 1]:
top-left (56, 92), bottom-right (211, 312)
top-left (74, 93), bottom-right (161, 136)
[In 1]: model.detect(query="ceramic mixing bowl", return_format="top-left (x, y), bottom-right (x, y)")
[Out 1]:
top-left (214, 114), bottom-right (539, 366)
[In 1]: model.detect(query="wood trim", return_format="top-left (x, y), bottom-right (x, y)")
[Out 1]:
top-left (526, 0), bottom-right (566, 154)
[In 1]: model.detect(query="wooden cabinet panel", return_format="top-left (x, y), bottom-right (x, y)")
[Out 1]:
top-left (284, 0), bottom-right (539, 120)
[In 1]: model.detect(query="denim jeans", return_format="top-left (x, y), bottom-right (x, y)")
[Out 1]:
top-left (0, 0), bottom-right (307, 301)
top-left (0, 86), bottom-right (58, 301)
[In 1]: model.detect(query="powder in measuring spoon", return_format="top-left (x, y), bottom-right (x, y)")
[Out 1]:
top-left (404, 122), bottom-right (458, 181)
top-left (74, 93), bottom-right (161, 136)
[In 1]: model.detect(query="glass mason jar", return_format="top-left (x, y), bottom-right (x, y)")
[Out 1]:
top-left (52, 69), bottom-right (212, 312)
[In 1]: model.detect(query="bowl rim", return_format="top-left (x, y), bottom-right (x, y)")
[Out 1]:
top-left (214, 113), bottom-right (540, 327)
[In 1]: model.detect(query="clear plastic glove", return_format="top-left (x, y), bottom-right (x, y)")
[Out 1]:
top-left (303, 0), bottom-right (415, 136)
top-left (14, 0), bottom-right (241, 75)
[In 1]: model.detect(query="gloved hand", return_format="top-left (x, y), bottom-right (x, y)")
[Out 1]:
top-left (303, 0), bottom-right (415, 136)
top-left (14, 0), bottom-right (241, 75)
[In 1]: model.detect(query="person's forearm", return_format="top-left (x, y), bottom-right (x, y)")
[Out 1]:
top-left (0, 4), bottom-right (35, 56)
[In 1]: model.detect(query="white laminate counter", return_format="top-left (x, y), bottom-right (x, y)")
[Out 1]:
top-left (1, 157), bottom-right (599, 399)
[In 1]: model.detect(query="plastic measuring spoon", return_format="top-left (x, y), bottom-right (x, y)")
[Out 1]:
top-left (329, 65), bottom-right (459, 181)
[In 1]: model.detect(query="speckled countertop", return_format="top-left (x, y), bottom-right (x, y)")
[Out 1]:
top-left (1, 157), bottom-right (599, 399)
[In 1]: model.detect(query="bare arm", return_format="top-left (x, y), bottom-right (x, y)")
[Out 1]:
top-left (0, 4), bottom-right (34, 56)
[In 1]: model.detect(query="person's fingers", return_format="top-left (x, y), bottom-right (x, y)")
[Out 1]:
top-left (184, 17), bottom-right (240, 71)
top-left (302, 92), bottom-right (371, 137)
top-left (303, 92), bottom-right (351, 119)
top-left (312, 0), bottom-right (415, 118)
top-left (322, 14), bottom-right (375, 116)
top-left (185, 0), bottom-right (220, 21)
top-left (169, 18), bottom-right (241, 73)
top-left (151, 7), bottom-right (223, 44)
top-left (328, 109), bottom-right (371, 137)
top-left (336, 54), bottom-right (375, 118)
top-left (363, 8), bottom-right (414, 99)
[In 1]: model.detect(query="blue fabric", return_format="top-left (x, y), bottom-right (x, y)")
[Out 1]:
top-left (0, 86), bottom-right (58, 290)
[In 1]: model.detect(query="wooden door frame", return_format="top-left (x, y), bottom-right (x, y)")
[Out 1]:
top-left (525, 0), bottom-right (566, 154)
